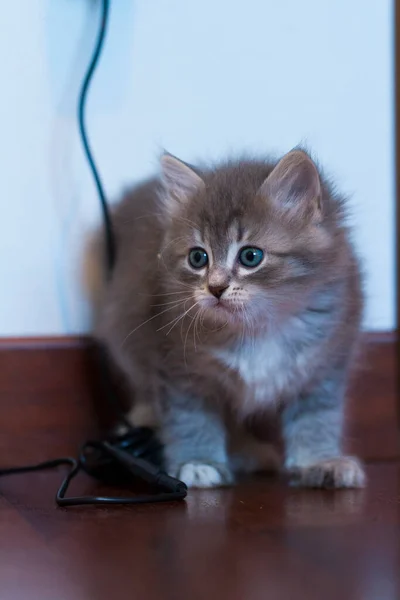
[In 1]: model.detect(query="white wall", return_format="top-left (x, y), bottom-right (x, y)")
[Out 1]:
top-left (0, 0), bottom-right (395, 335)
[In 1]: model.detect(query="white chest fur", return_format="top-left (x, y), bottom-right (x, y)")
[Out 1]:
top-left (212, 328), bottom-right (309, 412)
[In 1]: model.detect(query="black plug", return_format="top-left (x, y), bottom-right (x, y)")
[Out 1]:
top-left (101, 442), bottom-right (187, 494)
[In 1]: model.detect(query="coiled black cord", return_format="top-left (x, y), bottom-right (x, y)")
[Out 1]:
top-left (0, 437), bottom-right (186, 507)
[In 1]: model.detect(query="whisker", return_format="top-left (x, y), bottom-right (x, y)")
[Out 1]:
top-left (121, 304), bottom-right (178, 347)
top-left (137, 290), bottom-right (189, 298)
top-left (151, 297), bottom-right (191, 308)
top-left (200, 307), bottom-right (206, 329)
top-left (157, 308), bottom-right (188, 335)
top-left (240, 307), bottom-right (246, 346)
top-left (184, 319), bottom-right (194, 368)
top-left (192, 310), bottom-right (198, 352)
top-left (159, 235), bottom-right (188, 257)
top-left (158, 300), bottom-right (197, 335)
top-left (159, 312), bottom-right (186, 335)
top-left (208, 315), bottom-right (229, 333)
top-left (195, 307), bottom-right (205, 346)
top-left (183, 302), bottom-right (201, 365)
top-left (168, 301), bottom-right (199, 339)
top-left (173, 215), bottom-right (200, 230)
top-left (240, 305), bottom-right (247, 351)
top-left (120, 211), bottom-right (165, 223)
top-left (192, 307), bottom-right (203, 351)
top-left (121, 212), bottom-right (199, 232)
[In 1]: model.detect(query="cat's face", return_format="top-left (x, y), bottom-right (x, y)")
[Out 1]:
top-left (159, 152), bottom-right (333, 333)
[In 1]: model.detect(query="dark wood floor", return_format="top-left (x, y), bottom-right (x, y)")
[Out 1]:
top-left (0, 335), bottom-right (398, 600)
top-left (0, 462), bottom-right (399, 600)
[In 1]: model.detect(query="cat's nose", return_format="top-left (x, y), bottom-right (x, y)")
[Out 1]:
top-left (208, 284), bottom-right (228, 299)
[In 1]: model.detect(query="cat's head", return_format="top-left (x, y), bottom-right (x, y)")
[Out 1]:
top-left (158, 150), bottom-right (340, 334)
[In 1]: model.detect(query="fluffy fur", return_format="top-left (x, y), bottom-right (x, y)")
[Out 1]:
top-left (88, 149), bottom-right (365, 489)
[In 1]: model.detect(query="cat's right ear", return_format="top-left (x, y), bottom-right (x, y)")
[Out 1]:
top-left (160, 154), bottom-right (205, 213)
top-left (258, 150), bottom-right (322, 223)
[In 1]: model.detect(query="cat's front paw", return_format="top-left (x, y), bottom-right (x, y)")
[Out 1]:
top-left (175, 462), bottom-right (233, 489)
top-left (289, 456), bottom-right (366, 489)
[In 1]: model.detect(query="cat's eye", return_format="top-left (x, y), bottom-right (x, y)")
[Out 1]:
top-left (238, 247), bottom-right (264, 268)
top-left (188, 248), bottom-right (208, 269)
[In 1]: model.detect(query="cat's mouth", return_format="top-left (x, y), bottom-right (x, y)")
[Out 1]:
top-left (196, 294), bottom-right (245, 326)
top-left (202, 297), bottom-right (236, 317)
top-left (205, 296), bottom-right (230, 309)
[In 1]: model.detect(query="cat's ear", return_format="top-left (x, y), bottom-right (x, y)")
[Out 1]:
top-left (259, 150), bottom-right (322, 222)
top-left (160, 154), bottom-right (205, 210)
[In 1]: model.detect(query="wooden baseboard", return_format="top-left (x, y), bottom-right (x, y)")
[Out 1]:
top-left (0, 332), bottom-right (397, 465)
top-left (345, 331), bottom-right (398, 461)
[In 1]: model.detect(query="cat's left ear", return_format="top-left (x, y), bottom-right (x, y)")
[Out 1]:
top-left (259, 150), bottom-right (322, 222)
top-left (161, 154), bottom-right (205, 211)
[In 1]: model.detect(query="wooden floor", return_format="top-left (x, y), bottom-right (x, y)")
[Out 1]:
top-left (0, 462), bottom-right (399, 600)
top-left (0, 335), bottom-right (398, 600)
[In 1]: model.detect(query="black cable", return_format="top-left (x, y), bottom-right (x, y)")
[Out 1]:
top-left (0, 443), bottom-right (186, 507)
top-left (0, 458), bottom-right (76, 477)
top-left (0, 0), bottom-right (187, 507)
top-left (78, 0), bottom-right (116, 273)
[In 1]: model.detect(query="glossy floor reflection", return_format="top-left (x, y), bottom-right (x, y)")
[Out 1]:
top-left (0, 463), bottom-right (399, 600)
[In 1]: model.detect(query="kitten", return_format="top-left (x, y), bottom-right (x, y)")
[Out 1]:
top-left (88, 149), bottom-right (365, 489)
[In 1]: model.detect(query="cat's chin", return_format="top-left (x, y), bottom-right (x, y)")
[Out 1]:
top-left (200, 299), bottom-right (247, 329)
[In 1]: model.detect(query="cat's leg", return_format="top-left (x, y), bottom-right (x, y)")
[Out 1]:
top-left (161, 393), bottom-right (233, 488)
top-left (282, 373), bottom-right (365, 489)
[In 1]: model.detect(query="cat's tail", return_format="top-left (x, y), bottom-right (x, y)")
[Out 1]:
top-left (81, 226), bottom-right (108, 330)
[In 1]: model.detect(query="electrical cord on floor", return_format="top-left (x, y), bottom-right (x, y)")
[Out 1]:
top-left (0, 433), bottom-right (186, 506)
top-left (0, 0), bottom-right (187, 506)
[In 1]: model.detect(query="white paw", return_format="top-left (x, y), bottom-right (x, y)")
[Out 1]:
top-left (178, 463), bottom-right (230, 489)
top-left (289, 456), bottom-right (366, 489)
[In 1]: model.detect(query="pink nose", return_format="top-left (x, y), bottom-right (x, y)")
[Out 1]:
top-left (208, 284), bottom-right (228, 299)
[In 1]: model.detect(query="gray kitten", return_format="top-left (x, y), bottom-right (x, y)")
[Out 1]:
top-left (87, 149), bottom-right (365, 489)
